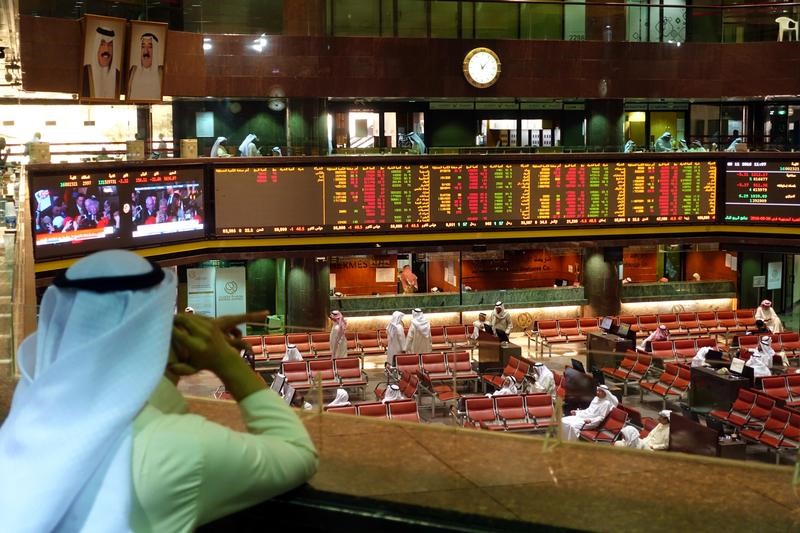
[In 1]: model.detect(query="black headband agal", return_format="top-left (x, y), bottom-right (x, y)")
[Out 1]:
top-left (96, 27), bottom-right (116, 38)
top-left (53, 260), bottom-right (164, 293)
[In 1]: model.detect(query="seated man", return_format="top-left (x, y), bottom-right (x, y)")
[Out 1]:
top-left (561, 384), bottom-right (618, 441)
top-left (639, 410), bottom-right (671, 451)
top-left (0, 250), bottom-right (318, 531)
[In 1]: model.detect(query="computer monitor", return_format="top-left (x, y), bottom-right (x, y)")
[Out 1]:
top-left (271, 373), bottom-right (286, 395)
top-left (571, 358), bottom-right (587, 374)
top-left (599, 316), bottom-right (613, 332)
top-left (282, 382), bottom-right (296, 405)
top-left (729, 357), bottom-right (745, 374)
top-left (591, 367), bottom-right (606, 386)
top-left (617, 322), bottom-right (631, 338)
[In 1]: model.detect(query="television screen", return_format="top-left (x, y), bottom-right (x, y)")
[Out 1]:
top-left (131, 169), bottom-right (204, 240)
top-left (31, 175), bottom-right (123, 259)
top-left (599, 316), bottom-right (613, 332)
top-left (617, 322), bottom-right (631, 338)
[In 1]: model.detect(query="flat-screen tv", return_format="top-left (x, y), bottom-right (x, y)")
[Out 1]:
top-left (616, 322), bottom-right (631, 338)
top-left (599, 316), bottom-right (613, 332)
top-left (29, 165), bottom-right (207, 260)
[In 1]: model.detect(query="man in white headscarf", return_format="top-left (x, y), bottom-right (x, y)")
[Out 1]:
top-left (282, 343), bottom-right (303, 362)
top-left (0, 250), bottom-right (317, 532)
top-left (747, 335), bottom-right (774, 377)
top-left (327, 387), bottom-right (350, 408)
top-left (560, 385), bottom-right (619, 441)
top-left (488, 375), bottom-right (518, 397)
top-left (531, 362), bottom-right (556, 398)
top-left (691, 346), bottom-right (713, 368)
top-left (614, 425), bottom-right (642, 449)
top-left (385, 311), bottom-right (406, 366)
top-left (471, 312), bottom-right (491, 341)
top-left (83, 25), bottom-right (121, 99)
top-left (639, 410), bottom-right (671, 451)
top-left (405, 308), bottom-right (432, 354)
top-left (329, 310), bottom-right (348, 358)
top-left (210, 136), bottom-right (231, 157)
top-left (239, 134), bottom-right (261, 157)
top-left (490, 301), bottom-right (513, 343)
top-left (127, 32), bottom-right (163, 101)
top-left (755, 300), bottom-right (784, 333)
top-left (184, 306), bottom-right (195, 314)
top-left (382, 383), bottom-right (405, 403)
top-left (641, 324), bottom-right (669, 351)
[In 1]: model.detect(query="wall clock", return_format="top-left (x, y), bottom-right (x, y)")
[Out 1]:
top-left (463, 47), bottom-right (501, 89)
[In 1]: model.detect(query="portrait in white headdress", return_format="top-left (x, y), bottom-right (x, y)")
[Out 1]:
top-left (82, 17), bottom-right (126, 100)
top-left (127, 23), bottom-right (167, 102)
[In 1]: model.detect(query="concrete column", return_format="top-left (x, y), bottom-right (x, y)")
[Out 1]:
top-left (287, 98), bottom-right (329, 156)
top-left (286, 257), bottom-right (329, 332)
top-left (583, 249), bottom-right (621, 317)
top-left (586, 99), bottom-right (624, 151)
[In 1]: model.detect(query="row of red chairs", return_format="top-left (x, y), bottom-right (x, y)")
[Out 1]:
top-left (480, 355), bottom-right (532, 390)
top-left (463, 393), bottom-right (555, 432)
top-left (579, 407), bottom-right (629, 443)
top-left (281, 358), bottom-right (367, 393)
top-left (393, 351), bottom-right (478, 382)
top-left (619, 309), bottom-right (757, 338)
top-left (650, 337), bottom-right (717, 361)
top-left (738, 333), bottom-right (800, 359)
top-left (711, 388), bottom-right (800, 463)
top-left (374, 370), bottom-right (420, 402)
top-left (601, 353), bottom-right (654, 395)
top-left (639, 363), bottom-right (691, 409)
top-left (244, 325), bottom-right (474, 362)
top-left (326, 399), bottom-right (420, 422)
top-left (760, 375), bottom-right (800, 408)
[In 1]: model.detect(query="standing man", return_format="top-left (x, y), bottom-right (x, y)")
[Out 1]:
top-left (127, 32), bottom-right (163, 101)
top-left (399, 265), bottom-right (418, 294)
top-left (83, 26), bottom-right (121, 99)
top-left (490, 301), bottom-right (513, 343)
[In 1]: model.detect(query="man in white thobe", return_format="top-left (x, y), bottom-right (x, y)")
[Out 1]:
top-left (404, 308), bottom-right (432, 354)
top-left (561, 385), bottom-right (618, 441)
top-left (531, 362), bottom-right (556, 398)
top-left (385, 311), bottom-right (406, 366)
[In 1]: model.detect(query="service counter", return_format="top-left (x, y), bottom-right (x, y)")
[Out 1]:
top-left (190, 397), bottom-right (796, 532)
top-left (621, 280), bottom-right (736, 303)
top-left (331, 286), bottom-right (586, 317)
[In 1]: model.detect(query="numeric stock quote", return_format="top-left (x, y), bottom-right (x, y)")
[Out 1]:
top-left (214, 161), bottom-right (717, 236)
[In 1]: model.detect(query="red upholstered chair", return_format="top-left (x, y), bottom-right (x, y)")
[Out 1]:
top-left (778, 413), bottom-right (800, 457)
top-left (658, 313), bottom-right (681, 332)
top-left (651, 340), bottom-right (675, 360)
top-left (481, 358), bottom-right (519, 390)
top-left (464, 397), bottom-right (503, 430)
top-left (444, 325), bottom-right (471, 349)
top-left (429, 326), bottom-right (450, 351)
top-left (716, 311), bottom-right (742, 333)
top-left (308, 359), bottom-right (338, 388)
top-left (738, 335), bottom-right (759, 357)
top-left (779, 333), bottom-right (800, 360)
top-left (709, 388), bottom-right (756, 427)
top-left (637, 315), bottom-right (659, 335)
top-left (695, 337), bottom-right (717, 350)
top-left (395, 354), bottom-right (421, 376)
top-left (735, 309), bottom-right (757, 330)
top-left (678, 313), bottom-right (702, 335)
top-left (640, 362), bottom-right (680, 408)
top-left (741, 407), bottom-right (790, 463)
top-left (357, 402), bottom-right (389, 418)
top-left (761, 376), bottom-right (791, 403)
top-left (281, 361), bottom-right (311, 392)
top-left (264, 334), bottom-right (289, 361)
top-left (494, 395), bottom-right (535, 431)
top-left (525, 393), bottom-right (555, 428)
top-left (325, 405), bottom-right (357, 415)
top-left (558, 319), bottom-right (584, 342)
top-left (672, 339), bottom-right (697, 361)
top-left (335, 357), bottom-right (368, 392)
top-left (242, 335), bottom-right (265, 362)
top-left (579, 317), bottom-right (601, 335)
top-left (357, 330), bottom-right (386, 355)
top-left (309, 332), bottom-right (332, 357)
top-left (286, 333), bottom-right (313, 355)
top-left (601, 353), bottom-right (637, 381)
top-left (747, 395), bottom-right (777, 430)
top-left (446, 351), bottom-right (478, 380)
top-left (696, 311), bottom-right (718, 333)
top-left (579, 407), bottom-right (628, 443)
top-left (388, 399), bottom-right (420, 422)
top-left (787, 374), bottom-right (800, 400)
top-left (420, 352), bottom-right (450, 381)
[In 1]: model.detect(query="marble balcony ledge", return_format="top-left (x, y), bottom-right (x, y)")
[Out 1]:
top-left (621, 281), bottom-right (736, 303)
top-left (331, 287), bottom-right (587, 317)
top-left (190, 397), bottom-right (798, 533)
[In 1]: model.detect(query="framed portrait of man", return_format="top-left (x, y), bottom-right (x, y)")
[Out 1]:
top-left (80, 15), bottom-right (126, 101)
top-left (126, 21), bottom-right (167, 103)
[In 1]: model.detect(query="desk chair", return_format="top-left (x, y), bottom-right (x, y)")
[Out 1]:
top-left (776, 17), bottom-right (799, 41)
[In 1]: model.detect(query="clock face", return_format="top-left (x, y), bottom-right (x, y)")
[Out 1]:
top-left (463, 47), bottom-right (501, 88)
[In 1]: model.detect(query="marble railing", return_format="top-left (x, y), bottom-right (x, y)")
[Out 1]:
top-left (330, 286), bottom-right (587, 317)
top-left (621, 280), bottom-right (736, 303)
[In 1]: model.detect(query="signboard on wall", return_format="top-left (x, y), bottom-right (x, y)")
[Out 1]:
top-left (187, 267), bottom-right (216, 317)
top-left (215, 266), bottom-right (247, 326)
top-left (767, 262), bottom-right (782, 290)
